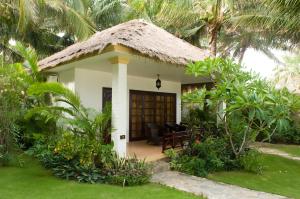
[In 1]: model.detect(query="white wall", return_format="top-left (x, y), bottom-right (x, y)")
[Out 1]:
top-left (75, 68), bottom-right (181, 118)
top-left (74, 68), bottom-right (182, 142)
top-left (74, 68), bottom-right (111, 111)
top-left (59, 69), bottom-right (75, 92)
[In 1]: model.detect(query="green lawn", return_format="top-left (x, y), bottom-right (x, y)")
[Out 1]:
top-left (208, 154), bottom-right (300, 199)
top-left (0, 158), bottom-right (203, 199)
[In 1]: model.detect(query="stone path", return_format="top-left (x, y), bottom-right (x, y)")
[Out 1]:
top-left (151, 161), bottom-right (288, 199)
top-left (258, 147), bottom-right (300, 161)
top-left (152, 171), bottom-right (288, 199)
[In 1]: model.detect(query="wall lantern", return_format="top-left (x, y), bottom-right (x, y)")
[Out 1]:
top-left (156, 74), bottom-right (161, 90)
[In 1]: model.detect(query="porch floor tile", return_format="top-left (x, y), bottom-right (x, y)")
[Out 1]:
top-left (127, 141), bottom-right (166, 162)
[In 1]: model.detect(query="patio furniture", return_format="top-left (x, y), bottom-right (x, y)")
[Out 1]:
top-left (162, 123), bottom-right (189, 152)
top-left (146, 123), bottom-right (161, 145)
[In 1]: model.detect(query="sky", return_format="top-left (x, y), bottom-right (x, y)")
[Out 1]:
top-left (242, 48), bottom-right (289, 79)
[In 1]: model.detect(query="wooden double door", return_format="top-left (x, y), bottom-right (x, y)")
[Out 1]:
top-left (102, 88), bottom-right (176, 141)
top-left (130, 90), bottom-right (176, 140)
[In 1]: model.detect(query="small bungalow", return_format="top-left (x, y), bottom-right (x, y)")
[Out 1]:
top-left (39, 19), bottom-right (210, 158)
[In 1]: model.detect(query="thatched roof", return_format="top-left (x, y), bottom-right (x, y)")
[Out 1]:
top-left (38, 19), bottom-right (210, 70)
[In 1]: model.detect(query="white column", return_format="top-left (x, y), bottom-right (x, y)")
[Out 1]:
top-left (217, 101), bottom-right (226, 126)
top-left (111, 57), bottom-right (129, 158)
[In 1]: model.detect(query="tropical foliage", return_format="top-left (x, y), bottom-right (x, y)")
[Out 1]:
top-left (0, 44), bottom-right (151, 186)
top-left (186, 58), bottom-right (300, 151)
top-left (0, 0), bottom-right (124, 61)
top-left (2, 0), bottom-right (299, 64)
top-left (25, 80), bottom-right (150, 186)
top-left (275, 53), bottom-right (300, 93)
top-left (167, 58), bottom-right (300, 177)
top-left (238, 0), bottom-right (300, 46)
top-left (0, 43), bottom-right (42, 165)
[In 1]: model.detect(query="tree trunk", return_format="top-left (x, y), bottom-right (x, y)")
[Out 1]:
top-left (210, 29), bottom-right (218, 57)
top-left (238, 47), bottom-right (247, 64)
top-left (209, 24), bottom-right (219, 57)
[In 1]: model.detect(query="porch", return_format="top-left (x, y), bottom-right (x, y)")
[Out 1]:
top-left (47, 47), bottom-right (210, 157)
top-left (43, 21), bottom-right (211, 158)
top-left (127, 141), bottom-right (166, 162)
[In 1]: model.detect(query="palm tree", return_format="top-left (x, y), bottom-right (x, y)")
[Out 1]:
top-left (0, 0), bottom-right (96, 39)
top-left (126, 0), bottom-right (198, 36)
top-left (188, 0), bottom-right (237, 57)
top-left (1, 0), bottom-right (129, 60)
top-left (275, 53), bottom-right (300, 93)
top-left (0, 0), bottom-right (96, 61)
top-left (125, 0), bottom-right (280, 61)
top-left (188, 0), bottom-right (292, 62)
top-left (237, 0), bottom-right (300, 46)
top-left (92, 0), bottom-right (127, 30)
top-left (219, 28), bottom-right (287, 64)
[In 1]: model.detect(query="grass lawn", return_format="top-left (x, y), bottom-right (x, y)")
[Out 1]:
top-left (208, 154), bottom-right (300, 199)
top-left (0, 157), bottom-right (203, 199)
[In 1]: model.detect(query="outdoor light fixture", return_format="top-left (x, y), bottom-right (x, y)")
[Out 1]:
top-left (156, 74), bottom-right (161, 90)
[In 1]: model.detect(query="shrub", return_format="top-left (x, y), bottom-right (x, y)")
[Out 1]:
top-left (0, 145), bottom-right (9, 166)
top-left (239, 149), bottom-right (264, 174)
top-left (29, 143), bottom-right (151, 185)
top-left (167, 153), bottom-right (208, 177)
top-left (166, 137), bottom-right (246, 177)
top-left (270, 126), bottom-right (300, 144)
top-left (0, 64), bottom-right (26, 166)
top-left (0, 43), bottom-right (46, 166)
top-left (185, 58), bottom-right (300, 156)
top-left (53, 130), bottom-right (113, 168)
top-left (26, 80), bottom-right (151, 186)
top-left (28, 143), bottom-right (107, 183)
top-left (106, 155), bottom-right (151, 186)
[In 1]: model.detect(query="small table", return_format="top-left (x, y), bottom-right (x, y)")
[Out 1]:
top-left (162, 130), bottom-right (188, 152)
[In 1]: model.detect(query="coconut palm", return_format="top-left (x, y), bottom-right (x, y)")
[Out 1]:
top-left (1, 0), bottom-right (129, 60)
top-left (218, 28), bottom-right (287, 64)
top-left (126, 0), bottom-right (198, 36)
top-left (237, 0), bottom-right (300, 46)
top-left (92, 0), bottom-right (127, 30)
top-left (275, 53), bottom-right (300, 93)
top-left (5, 0), bottom-right (95, 40)
top-left (184, 0), bottom-right (291, 62)
top-left (0, 0), bottom-right (96, 62)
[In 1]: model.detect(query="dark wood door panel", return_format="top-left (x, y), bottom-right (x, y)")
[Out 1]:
top-left (129, 90), bottom-right (176, 141)
top-left (102, 87), bottom-right (176, 141)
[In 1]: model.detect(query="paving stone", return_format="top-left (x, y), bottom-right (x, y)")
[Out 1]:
top-left (151, 171), bottom-right (288, 199)
top-left (258, 147), bottom-right (300, 161)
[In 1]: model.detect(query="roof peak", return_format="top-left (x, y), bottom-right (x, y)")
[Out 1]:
top-left (39, 19), bottom-right (209, 70)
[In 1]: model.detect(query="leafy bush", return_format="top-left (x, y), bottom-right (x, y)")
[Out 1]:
top-left (28, 143), bottom-right (107, 183)
top-left (0, 43), bottom-right (46, 166)
top-left (172, 58), bottom-right (299, 177)
top-left (239, 150), bottom-right (264, 174)
top-left (166, 137), bottom-right (239, 177)
top-left (26, 83), bottom-right (151, 186)
top-left (29, 143), bottom-right (151, 185)
top-left (185, 58), bottom-right (300, 156)
top-left (0, 145), bottom-right (10, 166)
top-left (53, 131), bottom-right (113, 168)
top-left (166, 150), bottom-right (208, 177)
top-left (106, 155), bottom-right (151, 186)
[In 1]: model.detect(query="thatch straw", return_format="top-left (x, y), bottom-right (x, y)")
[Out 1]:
top-left (38, 19), bottom-right (210, 70)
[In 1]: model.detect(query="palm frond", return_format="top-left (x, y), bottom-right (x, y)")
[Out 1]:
top-left (28, 82), bottom-right (81, 109)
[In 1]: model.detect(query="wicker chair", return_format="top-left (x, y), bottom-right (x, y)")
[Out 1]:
top-left (146, 123), bottom-right (161, 145)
